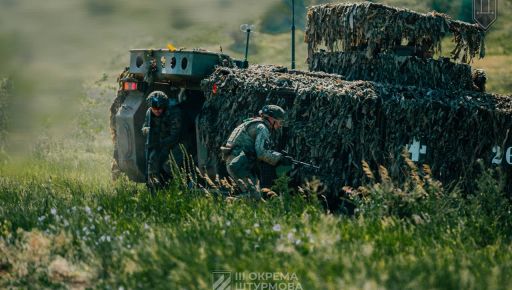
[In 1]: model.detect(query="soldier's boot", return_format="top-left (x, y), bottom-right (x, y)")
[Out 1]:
top-left (146, 174), bottom-right (163, 196)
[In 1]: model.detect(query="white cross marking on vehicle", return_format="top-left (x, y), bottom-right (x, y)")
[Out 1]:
top-left (406, 138), bottom-right (427, 162)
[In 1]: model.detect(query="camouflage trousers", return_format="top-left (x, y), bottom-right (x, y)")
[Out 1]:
top-left (147, 145), bottom-right (184, 180)
top-left (226, 151), bottom-right (257, 185)
top-left (225, 150), bottom-right (276, 189)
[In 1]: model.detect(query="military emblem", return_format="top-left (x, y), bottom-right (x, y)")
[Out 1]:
top-left (212, 271), bottom-right (231, 290)
top-left (473, 0), bottom-right (497, 30)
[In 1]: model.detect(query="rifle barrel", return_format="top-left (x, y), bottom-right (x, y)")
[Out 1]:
top-left (292, 159), bottom-right (320, 170)
top-left (145, 110), bottom-right (152, 181)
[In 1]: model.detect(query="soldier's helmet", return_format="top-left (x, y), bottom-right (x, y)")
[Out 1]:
top-left (260, 105), bottom-right (286, 120)
top-left (147, 91), bottom-right (169, 108)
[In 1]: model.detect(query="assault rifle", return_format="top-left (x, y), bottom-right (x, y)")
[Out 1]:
top-left (145, 112), bottom-right (151, 181)
top-left (144, 112), bottom-right (160, 195)
top-left (280, 151), bottom-right (320, 172)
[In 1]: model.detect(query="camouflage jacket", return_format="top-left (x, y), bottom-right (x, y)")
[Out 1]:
top-left (142, 106), bottom-right (183, 149)
top-left (226, 117), bottom-right (282, 166)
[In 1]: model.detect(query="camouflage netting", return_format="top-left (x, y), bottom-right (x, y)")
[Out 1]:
top-left (109, 69), bottom-right (131, 178)
top-left (200, 65), bottom-right (512, 194)
top-left (305, 2), bottom-right (486, 63)
top-left (309, 51), bottom-right (475, 90)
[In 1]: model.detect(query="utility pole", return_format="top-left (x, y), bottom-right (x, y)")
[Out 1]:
top-left (291, 0), bottom-right (296, 69)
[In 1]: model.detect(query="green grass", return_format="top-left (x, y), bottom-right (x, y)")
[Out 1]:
top-left (0, 0), bottom-right (512, 289)
top-left (1, 158), bottom-right (511, 289)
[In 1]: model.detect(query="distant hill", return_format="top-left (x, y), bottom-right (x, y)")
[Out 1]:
top-left (0, 0), bottom-right (509, 136)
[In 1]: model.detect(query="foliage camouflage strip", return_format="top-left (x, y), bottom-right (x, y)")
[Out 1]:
top-left (200, 65), bottom-right (512, 195)
top-left (309, 51), bottom-right (475, 90)
top-left (305, 2), bottom-right (485, 63)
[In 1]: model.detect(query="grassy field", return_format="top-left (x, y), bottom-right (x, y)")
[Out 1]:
top-left (1, 158), bottom-right (511, 289)
top-left (1, 0), bottom-right (512, 289)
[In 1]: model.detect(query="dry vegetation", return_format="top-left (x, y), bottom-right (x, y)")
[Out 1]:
top-left (0, 0), bottom-right (511, 289)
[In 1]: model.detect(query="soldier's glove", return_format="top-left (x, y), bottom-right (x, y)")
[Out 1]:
top-left (279, 156), bottom-right (294, 166)
top-left (141, 127), bottom-right (150, 136)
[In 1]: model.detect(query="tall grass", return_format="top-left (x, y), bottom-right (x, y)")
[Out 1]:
top-left (0, 0), bottom-right (511, 288)
top-left (1, 156), bottom-right (511, 289)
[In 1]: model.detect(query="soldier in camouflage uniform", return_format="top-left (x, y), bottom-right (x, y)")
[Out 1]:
top-left (222, 105), bottom-right (291, 188)
top-left (142, 91), bottom-right (184, 186)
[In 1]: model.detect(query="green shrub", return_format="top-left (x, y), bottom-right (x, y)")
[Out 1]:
top-left (0, 78), bottom-right (11, 162)
top-left (84, 0), bottom-right (117, 16)
top-left (463, 167), bottom-right (512, 245)
top-left (260, 0), bottom-right (306, 34)
top-left (169, 6), bottom-right (193, 29)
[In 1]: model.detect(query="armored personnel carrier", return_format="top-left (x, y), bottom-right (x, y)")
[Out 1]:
top-left (110, 49), bottom-right (243, 182)
top-left (111, 2), bottom-right (512, 194)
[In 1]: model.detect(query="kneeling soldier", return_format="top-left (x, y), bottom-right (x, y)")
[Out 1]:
top-left (221, 105), bottom-right (291, 190)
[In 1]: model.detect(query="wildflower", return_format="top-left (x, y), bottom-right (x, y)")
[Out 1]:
top-left (97, 206), bottom-right (103, 211)
top-left (50, 208), bottom-right (57, 215)
top-left (272, 224), bottom-right (281, 232)
top-left (295, 239), bottom-right (301, 245)
top-left (226, 221), bottom-right (231, 227)
top-left (38, 216), bottom-right (46, 222)
top-left (287, 232), bottom-right (294, 241)
top-left (102, 235), bottom-right (111, 242)
top-left (245, 229), bottom-right (251, 234)
top-left (253, 223), bottom-right (260, 228)
top-left (85, 206), bottom-right (91, 215)
top-left (144, 223), bottom-right (150, 230)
